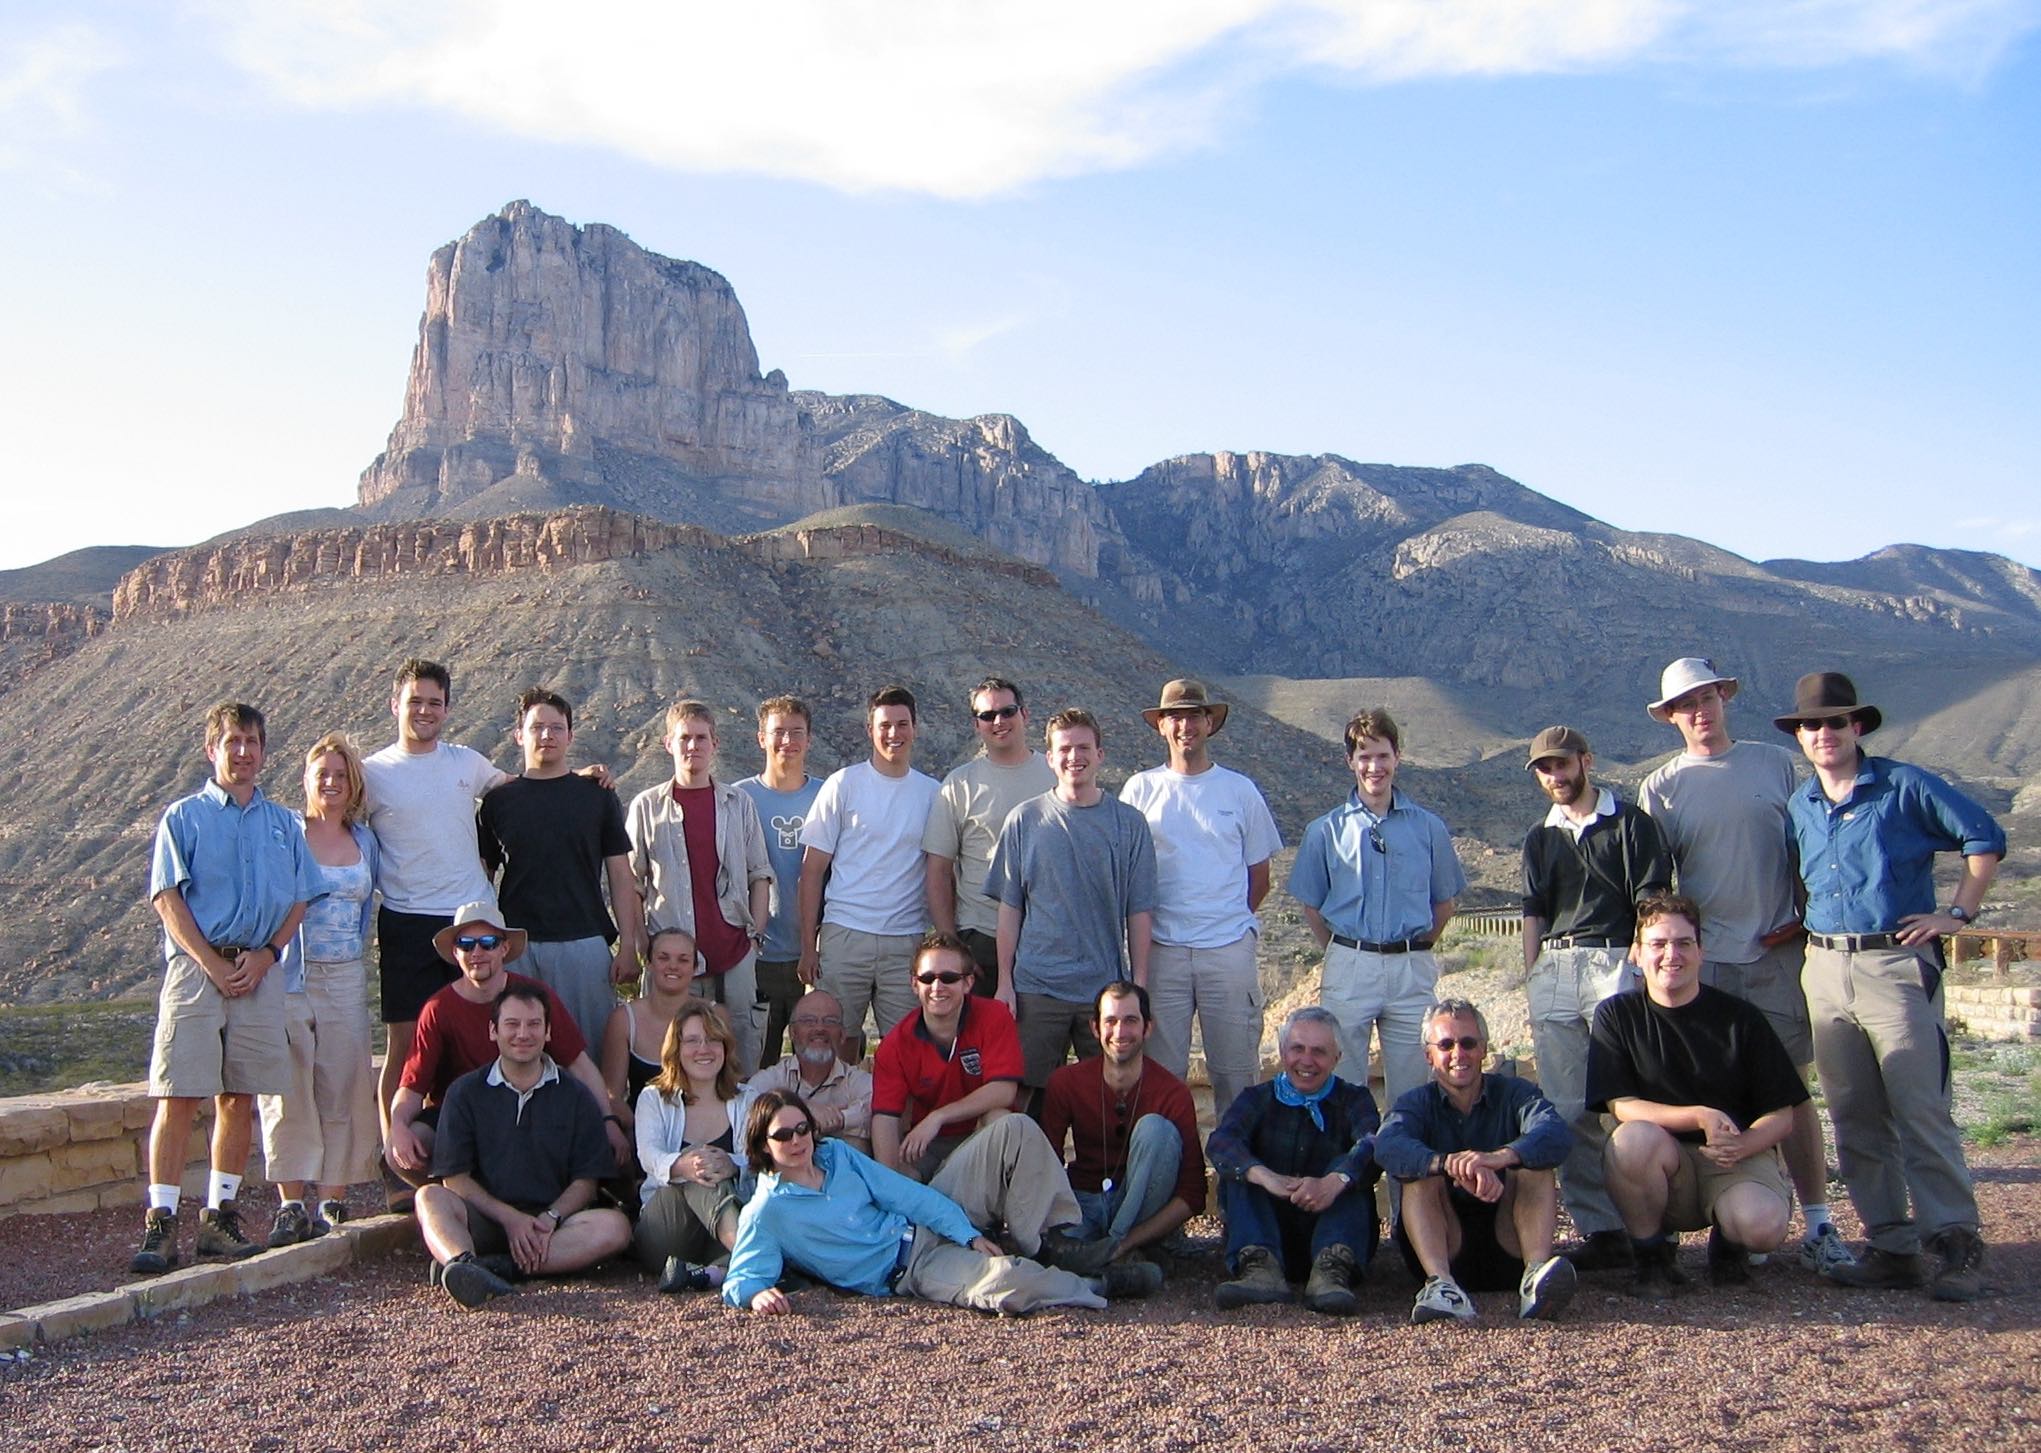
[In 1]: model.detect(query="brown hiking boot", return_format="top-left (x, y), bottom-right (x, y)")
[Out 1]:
top-left (195, 1201), bottom-right (262, 1261)
top-left (1215, 1246), bottom-right (1292, 1309)
top-left (1303, 1244), bottom-right (1361, 1316)
top-left (1628, 1237), bottom-right (1693, 1299)
top-left (1825, 1246), bottom-right (1927, 1290)
top-left (130, 1207), bottom-right (180, 1275)
top-left (1927, 1228), bottom-right (1986, 1303)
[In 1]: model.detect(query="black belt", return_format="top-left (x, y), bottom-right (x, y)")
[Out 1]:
top-left (209, 943), bottom-right (250, 959)
top-left (1808, 931), bottom-right (1906, 952)
top-left (887, 1232), bottom-right (915, 1289)
top-left (1543, 935), bottom-right (1622, 950)
top-left (1331, 935), bottom-right (1433, 955)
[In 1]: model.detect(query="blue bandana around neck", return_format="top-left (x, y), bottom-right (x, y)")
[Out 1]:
top-left (1273, 1073), bottom-right (1334, 1131)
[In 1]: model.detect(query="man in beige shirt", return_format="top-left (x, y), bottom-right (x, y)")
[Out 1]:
top-left (739, 990), bottom-right (874, 1157)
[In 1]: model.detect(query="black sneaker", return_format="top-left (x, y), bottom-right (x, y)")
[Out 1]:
top-left (441, 1254), bottom-right (515, 1310)
top-left (1927, 1228), bottom-right (1987, 1303)
top-left (311, 1200), bottom-right (347, 1235)
top-left (267, 1202), bottom-right (313, 1248)
top-left (1628, 1238), bottom-right (1692, 1299)
top-left (130, 1207), bottom-right (180, 1275)
top-left (1564, 1228), bottom-right (1636, 1272)
top-left (657, 1257), bottom-right (717, 1294)
top-left (196, 1202), bottom-right (262, 1261)
top-left (1707, 1226), bottom-right (1752, 1287)
top-left (1092, 1258), bottom-right (1164, 1301)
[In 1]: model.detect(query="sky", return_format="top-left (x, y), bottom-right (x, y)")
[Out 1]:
top-left (3, 1), bottom-right (2038, 574)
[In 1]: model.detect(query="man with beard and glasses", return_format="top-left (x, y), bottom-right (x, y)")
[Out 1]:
top-left (740, 989), bottom-right (874, 1157)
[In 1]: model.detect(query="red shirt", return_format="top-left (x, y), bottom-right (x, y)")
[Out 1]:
top-left (1038, 1055), bottom-right (1208, 1214)
top-left (872, 997), bottom-right (1024, 1135)
top-left (400, 971), bottom-right (590, 1105)
top-left (676, 783), bottom-right (752, 975)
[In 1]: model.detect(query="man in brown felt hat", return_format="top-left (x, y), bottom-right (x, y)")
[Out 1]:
top-left (1778, 672), bottom-right (2005, 1302)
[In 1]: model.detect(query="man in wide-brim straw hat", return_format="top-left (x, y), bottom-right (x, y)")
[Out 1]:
top-left (1775, 671), bottom-right (2005, 1303)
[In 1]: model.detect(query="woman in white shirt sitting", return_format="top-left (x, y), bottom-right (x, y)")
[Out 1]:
top-left (633, 999), bottom-right (745, 1292)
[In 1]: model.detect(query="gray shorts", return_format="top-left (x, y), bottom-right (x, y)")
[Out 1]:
top-left (1703, 941), bottom-right (1813, 1065)
top-left (149, 951), bottom-right (291, 1099)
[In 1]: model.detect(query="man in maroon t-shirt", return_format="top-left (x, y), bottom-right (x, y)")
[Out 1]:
top-left (384, 899), bottom-right (627, 1186)
top-left (1039, 981), bottom-right (1207, 1270)
top-left (627, 699), bottom-right (774, 1075)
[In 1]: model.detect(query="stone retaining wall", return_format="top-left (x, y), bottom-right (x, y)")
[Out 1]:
top-left (0, 1081), bottom-right (270, 1220)
top-left (1947, 984), bottom-right (2041, 1041)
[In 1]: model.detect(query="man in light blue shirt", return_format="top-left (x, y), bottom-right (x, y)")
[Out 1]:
top-left (736, 694), bottom-right (823, 1065)
top-left (1288, 707), bottom-right (1465, 1117)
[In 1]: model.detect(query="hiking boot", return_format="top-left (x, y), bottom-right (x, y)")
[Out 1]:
top-left (1707, 1226), bottom-right (1752, 1287)
top-left (267, 1202), bottom-right (313, 1248)
top-left (1798, 1222), bottom-right (1856, 1277)
top-left (1038, 1226), bottom-right (1119, 1278)
top-left (312, 1200), bottom-right (348, 1236)
top-left (130, 1207), bottom-right (180, 1275)
top-left (1628, 1238), bottom-right (1693, 1299)
top-left (1215, 1247), bottom-right (1293, 1309)
top-left (1302, 1245), bottom-right (1361, 1317)
top-left (1091, 1258), bottom-right (1164, 1301)
top-left (1824, 1246), bottom-right (1926, 1290)
top-left (1927, 1228), bottom-right (1987, 1303)
top-left (196, 1202), bottom-right (262, 1261)
top-left (657, 1257), bottom-right (717, 1294)
top-left (1563, 1228), bottom-right (1635, 1273)
top-left (1518, 1256), bottom-right (1578, 1320)
top-left (1411, 1275), bottom-right (1477, 1324)
top-left (440, 1253), bottom-right (515, 1310)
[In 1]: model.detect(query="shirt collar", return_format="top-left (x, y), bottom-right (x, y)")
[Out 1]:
top-left (914, 998), bottom-right (972, 1047)
top-left (1542, 786), bottom-right (1616, 835)
top-left (486, 1054), bottom-right (561, 1091)
top-left (201, 779), bottom-right (266, 811)
top-left (1343, 786), bottom-right (1409, 819)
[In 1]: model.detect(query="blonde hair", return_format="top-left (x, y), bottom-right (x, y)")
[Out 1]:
top-left (303, 732), bottom-right (366, 825)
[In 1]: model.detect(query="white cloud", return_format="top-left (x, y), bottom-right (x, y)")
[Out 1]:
top-left (0, 21), bottom-right (125, 173)
top-left (192, 0), bottom-right (2041, 197)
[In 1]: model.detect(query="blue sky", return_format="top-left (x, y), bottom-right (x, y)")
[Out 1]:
top-left (3, 2), bottom-right (2037, 573)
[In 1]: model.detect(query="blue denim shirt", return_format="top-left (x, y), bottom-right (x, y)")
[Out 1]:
top-left (1287, 788), bottom-right (1466, 942)
top-left (149, 780), bottom-right (315, 962)
top-left (1374, 1073), bottom-right (1572, 1182)
top-left (1787, 756), bottom-right (2005, 935)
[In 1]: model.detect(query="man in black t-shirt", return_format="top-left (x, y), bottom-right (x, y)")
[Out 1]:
top-left (1587, 893), bottom-right (1804, 1297)
top-left (478, 688), bottom-right (644, 1059)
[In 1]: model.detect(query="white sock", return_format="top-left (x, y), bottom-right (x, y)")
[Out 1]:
top-left (278, 1198), bottom-right (306, 1212)
top-left (1803, 1204), bottom-right (1834, 1236)
top-left (146, 1183), bottom-right (181, 1213)
top-left (208, 1172), bottom-right (242, 1210)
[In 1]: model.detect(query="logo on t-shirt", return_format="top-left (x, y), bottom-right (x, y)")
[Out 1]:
top-left (959, 1047), bottom-right (982, 1077)
top-left (771, 814), bottom-right (805, 849)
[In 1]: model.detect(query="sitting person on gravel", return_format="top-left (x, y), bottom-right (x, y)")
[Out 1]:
top-left (738, 988), bottom-right (875, 1157)
top-left (1587, 894), bottom-right (1803, 1297)
top-left (1206, 1006), bottom-right (1380, 1316)
top-left (1375, 998), bottom-right (1577, 1324)
top-left (633, 1001), bottom-right (746, 1295)
top-left (416, 985), bottom-right (632, 1309)
top-left (724, 1090), bottom-right (1158, 1315)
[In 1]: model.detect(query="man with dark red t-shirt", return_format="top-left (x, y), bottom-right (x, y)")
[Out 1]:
top-left (628, 699), bottom-right (774, 1075)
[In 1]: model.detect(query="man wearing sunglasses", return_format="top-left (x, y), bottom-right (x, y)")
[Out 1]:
top-left (1778, 672), bottom-right (2003, 1302)
top-left (1519, 725), bottom-right (1671, 1273)
top-left (1376, 999), bottom-right (1576, 1324)
top-left (924, 677), bottom-right (1053, 996)
top-left (385, 899), bottom-right (627, 1188)
top-left (739, 989), bottom-right (874, 1157)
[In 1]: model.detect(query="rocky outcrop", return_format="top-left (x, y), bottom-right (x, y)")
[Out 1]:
top-left (1, 602), bottom-right (106, 644)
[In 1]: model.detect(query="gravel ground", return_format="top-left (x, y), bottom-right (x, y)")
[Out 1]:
top-left (3, 1143), bottom-right (2035, 1453)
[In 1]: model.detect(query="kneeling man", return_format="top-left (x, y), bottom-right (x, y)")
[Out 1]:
top-left (1588, 893), bottom-right (1803, 1296)
top-left (1376, 999), bottom-right (1576, 1324)
top-left (416, 985), bottom-right (632, 1309)
top-left (1206, 1006), bottom-right (1379, 1315)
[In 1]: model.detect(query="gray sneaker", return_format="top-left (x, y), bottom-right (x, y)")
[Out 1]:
top-left (1519, 1256), bottom-right (1578, 1320)
top-left (130, 1207), bottom-right (180, 1275)
top-left (1412, 1275), bottom-right (1477, 1324)
top-left (267, 1202), bottom-right (313, 1248)
top-left (196, 1202), bottom-right (262, 1261)
top-left (1798, 1222), bottom-right (1856, 1276)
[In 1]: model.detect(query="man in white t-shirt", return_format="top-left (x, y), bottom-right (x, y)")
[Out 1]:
top-left (924, 676), bottom-right (1055, 997)
top-left (798, 685), bottom-right (940, 1039)
top-left (1637, 656), bottom-right (1848, 1277)
top-left (1119, 679), bottom-right (1282, 1118)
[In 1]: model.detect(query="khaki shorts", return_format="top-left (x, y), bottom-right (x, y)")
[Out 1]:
top-left (149, 952), bottom-right (291, 1099)
top-left (1664, 1143), bottom-right (1792, 1233)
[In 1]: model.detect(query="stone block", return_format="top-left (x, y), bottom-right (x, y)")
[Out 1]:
top-left (65, 1096), bottom-right (131, 1143)
top-left (123, 1097), bottom-right (156, 1132)
top-left (18, 1188), bottom-right (104, 1216)
top-left (0, 1314), bottom-right (32, 1351)
top-left (0, 1105), bottom-right (71, 1159)
top-left (0, 1154), bottom-right (54, 1206)
top-left (50, 1138), bottom-right (137, 1193)
top-left (335, 1212), bottom-right (419, 1259)
top-left (235, 1235), bottom-right (352, 1293)
top-left (131, 1262), bottom-right (240, 1318)
top-left (27, 1292), bottom-right (133, 1342)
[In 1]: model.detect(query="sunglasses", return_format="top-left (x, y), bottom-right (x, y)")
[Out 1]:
top-left (454, 934), bottom-right (506, 951)
top-left (1431, 1036), bottom-right (1483, 1053)
top-left (974, 705), bottom-right (1022, 722)
top-left (765, 1122), bottom-right (815, 1143)
top-left (1367, 825), bottom-right (1387, 854)
top-left (1787, 717), bottom-right (1854, 733)
top-left (916, 970), bottom-right (970, 986)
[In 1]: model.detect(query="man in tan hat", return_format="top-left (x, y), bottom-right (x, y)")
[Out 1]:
top-left (385, 898), bottom-right (627, 1186)
top-left (1637, 657), bottom-right (1847, 1276)
top-left (1520, 725), bottom-right (1671, 1270)
top-left (924, 677), bottom-right (1053, 996)
top-left (1779, 672), bottom-right (2004, 1301)
top-left (1120, 679), bottom-right (1282, 1117)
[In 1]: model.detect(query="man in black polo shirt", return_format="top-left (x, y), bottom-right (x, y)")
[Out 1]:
top-left (1588, 894), bottom-right (1804, 1297)
top-left (415, 985), bottom-right (632, 1309)
top-left (1520, 725), bottom-right (1671, 1270)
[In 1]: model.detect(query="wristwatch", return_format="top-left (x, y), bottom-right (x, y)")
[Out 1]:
top-left (1946, 904), bottom-right (1971, 923)
top-left (537, 1209), bottom-right (562, 1231)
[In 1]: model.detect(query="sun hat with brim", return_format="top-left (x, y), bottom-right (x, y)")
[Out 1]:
top-left (1773, 672), bottom-right (1881, 736)
top-left (1647, 657), bottom-right (1739, 723)
top-left (432, 898), bottom-right (530, 965)
top-left (1141, 678), bottom-right (1229, 733)
top-left (1525, 725), bottom-right (1591, 769)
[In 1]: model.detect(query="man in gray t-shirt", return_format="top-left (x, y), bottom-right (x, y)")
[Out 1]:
top-left (985, 708), bottom-right (1157, 1093)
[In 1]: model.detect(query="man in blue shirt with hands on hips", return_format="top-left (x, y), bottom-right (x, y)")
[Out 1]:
top-left (1779, 672), bottom-right (2005, 1303)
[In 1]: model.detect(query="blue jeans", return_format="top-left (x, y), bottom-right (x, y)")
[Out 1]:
top-left (1072, 1114), bottom-right (1181, 1242)
top-left (1221, 1172), bottom-right (1378, 1278)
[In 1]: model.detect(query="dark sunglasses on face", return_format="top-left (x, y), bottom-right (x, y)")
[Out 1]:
top-left (455, 934), bottom-right (506, 951)
top-left (974, 705), bottom-right (1022, 722)
top-left (766, 1122), bottom-right (815, 1143)
top-left (916, 970), bottom-right (969, 986)
top-left (1431, 1036), bottom-right (1483, 1053)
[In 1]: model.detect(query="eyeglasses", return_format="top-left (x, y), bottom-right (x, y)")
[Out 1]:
top-left (974, 705), bottom-right (1022, 722)
top-left (916, 971), bottom-right (969, 986)
top-left (1431, 1036), bottom-right (1483, 1053)
top-left (454, 934), bottom-right (506, 951)
top-left (1642, 936), bottom-right (1701, 953)
top-left (791, 1015), bottom-right (844, 1029)
top-left (765, 1122), bottom-right (815, 1143)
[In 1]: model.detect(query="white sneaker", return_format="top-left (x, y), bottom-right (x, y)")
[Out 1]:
top-left (1518, 1256), bottom-right (1579, 1320)
top-left (1799, 1222), bottom-right (1858, 1276)
top-left (1412, 1275), bottom-right (1477, 1324)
